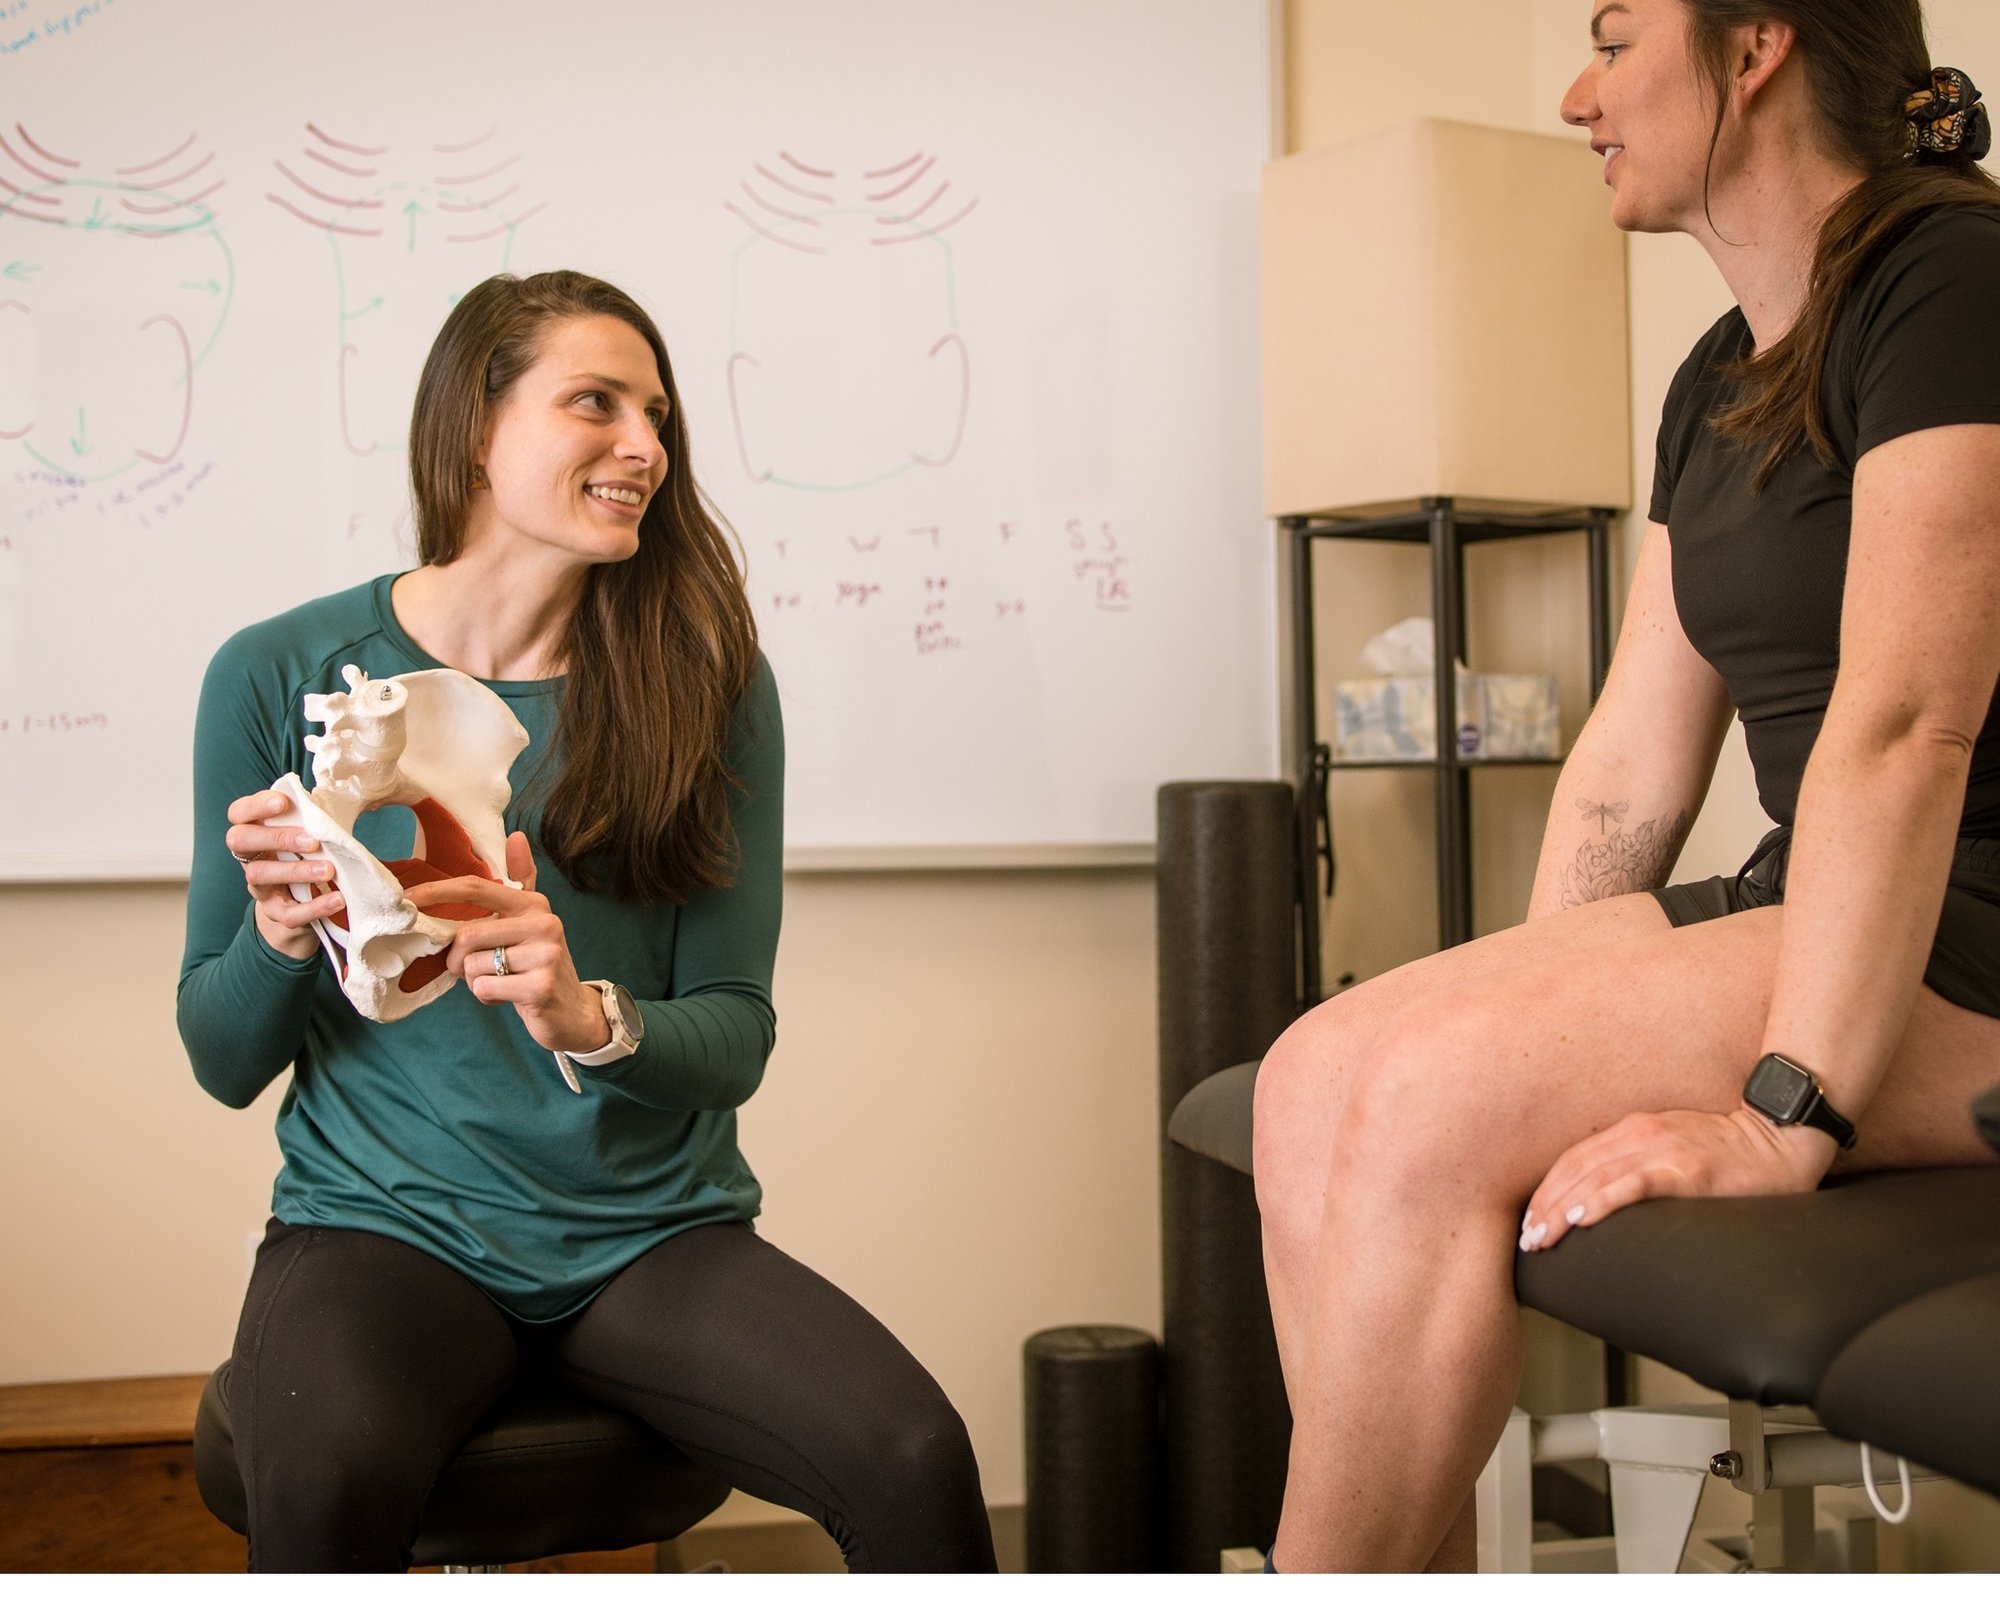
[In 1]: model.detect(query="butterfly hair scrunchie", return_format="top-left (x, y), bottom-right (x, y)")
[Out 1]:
top-left (1904, 67), bottom-right (1992, 163)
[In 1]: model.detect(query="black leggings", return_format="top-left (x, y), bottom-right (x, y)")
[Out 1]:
top-left (228, 1219), bottom-right (996, 1573)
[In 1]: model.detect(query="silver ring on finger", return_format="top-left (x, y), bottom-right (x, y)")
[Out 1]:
top-left (491, 945), bottom-right (511, 979)
top-left (231, 850), bottom-right (259, 865)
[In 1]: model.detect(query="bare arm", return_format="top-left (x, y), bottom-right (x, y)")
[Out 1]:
top-left (1526, 423), bottom-right (2000, 1253)
top-left (1526, 520), bottom-right (1734, 920)
top-left (1760, 422), bottom-right (2000, 1131)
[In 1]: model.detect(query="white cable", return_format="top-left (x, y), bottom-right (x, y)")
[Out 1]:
top-left (1860, 1441), bottom-right (1914, 1525)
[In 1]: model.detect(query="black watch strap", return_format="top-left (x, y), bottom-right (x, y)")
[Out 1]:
top-left (1744, 1052), bottom-right (1858, 1150)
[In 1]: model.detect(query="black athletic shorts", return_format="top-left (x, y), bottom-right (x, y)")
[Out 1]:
top-left (1650, 826), bottom-right (2000, 1021)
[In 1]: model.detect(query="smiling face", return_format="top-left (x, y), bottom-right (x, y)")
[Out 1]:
top-left (472, 313), bottom-right (670, 570)
top-left (1561, 0), bottom-right (1720, 234)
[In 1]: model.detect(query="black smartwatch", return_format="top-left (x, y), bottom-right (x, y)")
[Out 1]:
top-left (1743, 1053), bottom-right (1857, 1150)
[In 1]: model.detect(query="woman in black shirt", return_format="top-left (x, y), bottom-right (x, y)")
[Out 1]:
top-left (1254, 0), bottom-right (2000, 1571)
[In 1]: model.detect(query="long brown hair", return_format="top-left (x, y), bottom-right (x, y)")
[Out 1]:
top-left (1678, 0), bottom-right (2000, 488)
top-left (408, 271), bottom-right (760, 902)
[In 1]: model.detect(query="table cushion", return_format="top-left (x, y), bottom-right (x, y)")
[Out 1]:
top-left (1515, 1167), bottom-right (2000, 1405)
top-left (1815, 1272), bottom-right (2000, 1498)
top-left (1168, 1062), bottom-right (2000, 1420)
top-left (1167, 1060), bottom-right (1259, 1176)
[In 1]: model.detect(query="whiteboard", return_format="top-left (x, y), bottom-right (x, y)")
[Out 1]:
top-left (0, 0), bottom-right (1277, 877)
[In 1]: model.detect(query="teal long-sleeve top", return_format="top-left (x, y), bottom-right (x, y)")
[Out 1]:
top-left (177, 575), bottom-right (784, 1320)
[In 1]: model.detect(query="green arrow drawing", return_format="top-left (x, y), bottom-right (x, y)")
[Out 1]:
top-left (69, 408), bottom-right (91, 457)
top-left (2, 261), bottom-right (38, 284)
top-left (403, 200), bottom-right (424, 253)
top-left (180, 278), bottom-right (223, 295)
top-left (83, 198), bottom-right (107, 231)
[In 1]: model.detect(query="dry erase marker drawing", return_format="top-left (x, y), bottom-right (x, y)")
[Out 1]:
top-left (268, 123), bottom-right (544, 458)
top-left (0, 709), bottom-right (109, 735)
top-left (754, 510), bottom-right (1124, 669)
top-left (915, 573), bottom-right (961, 656)
top-left (1, 0), bottom-right (124, 58)
top-left (1068, 519), bottom-right (1133, 613)
top-left (725, 150), bottom-right (975, 493)
top-left (0, 126), bottom-right (233, 483)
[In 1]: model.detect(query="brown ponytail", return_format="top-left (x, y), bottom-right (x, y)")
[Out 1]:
top-left (1678, 0), bottom-right (2000, 489)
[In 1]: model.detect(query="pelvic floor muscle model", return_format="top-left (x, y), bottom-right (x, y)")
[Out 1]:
top-left (269, 664), bottom-right (530, 1021)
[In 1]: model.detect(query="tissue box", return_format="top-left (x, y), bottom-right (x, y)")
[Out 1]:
top-left (1334, 671), bottom-right (1558, 761)
top-left (1474, 673), bottom-right (1562, 759)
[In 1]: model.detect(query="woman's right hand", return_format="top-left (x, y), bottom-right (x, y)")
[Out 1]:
top-left (224, 789), bottom-right (343, 960)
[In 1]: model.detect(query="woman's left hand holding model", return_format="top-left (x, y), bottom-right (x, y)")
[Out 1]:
top-left (405, 831), bottom-right (613, 1058)
top-left (1524, 419), bottom-right (2000, 1252)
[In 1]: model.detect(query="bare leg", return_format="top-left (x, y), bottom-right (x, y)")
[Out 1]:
top-left (1254, 893), bottom-right (1670, 1386)
top-left (1423, 1498), bottom-right (1476, 1574)
top-left (1255, 899), bottom-right (1999, 1572)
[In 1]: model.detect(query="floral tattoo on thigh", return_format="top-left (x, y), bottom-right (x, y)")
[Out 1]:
top-left (1559, 803), bottom-right (1692, 907)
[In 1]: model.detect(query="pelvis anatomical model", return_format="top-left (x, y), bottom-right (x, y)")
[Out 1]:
top-left (271, 664), bottom-right (530, 1021)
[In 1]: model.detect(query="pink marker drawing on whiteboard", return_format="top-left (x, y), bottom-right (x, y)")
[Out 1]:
top-left (0, 129), bottom-right (231, 482)
top-left (723, 150), bottom-right (976, 493)
top-left (266, 123), bottom-right (544, 458)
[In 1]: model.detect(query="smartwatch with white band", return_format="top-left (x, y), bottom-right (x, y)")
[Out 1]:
top-left (550, 980), bottom-right (645, 1092)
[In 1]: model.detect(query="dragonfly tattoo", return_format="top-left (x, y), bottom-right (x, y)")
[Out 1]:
top-left (1576, 798), bottom-right (1629, 834)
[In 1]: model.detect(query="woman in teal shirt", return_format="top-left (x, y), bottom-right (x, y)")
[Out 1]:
top-left (179, 270), bottom-right (993, 1572)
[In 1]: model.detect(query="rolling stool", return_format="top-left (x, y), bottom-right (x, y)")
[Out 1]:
top-left (192, 1362), bottom-right (732, 1571)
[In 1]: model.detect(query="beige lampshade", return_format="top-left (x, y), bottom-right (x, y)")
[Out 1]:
top-left (1262, 117), bottom-right (1631, 518)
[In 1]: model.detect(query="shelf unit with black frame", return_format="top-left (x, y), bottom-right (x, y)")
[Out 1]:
top-left (1288, 493), bottom-right (1630, 1441)
top-left (1289, 496), bottom-right (1618, 1009)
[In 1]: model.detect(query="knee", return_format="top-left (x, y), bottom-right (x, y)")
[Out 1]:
top-left (242, 1402), bottom-right (438, 1568)
top-left (1252, 1002), bottom-right (1362, 1202)
top-left (245, 1432), bottom-right (430, 1568)
top-left (828, 1390), bottom-right (990, 1571)
top-left (1333, 997), bottom-right (1513, 1204)
top-left (861, 1389), bottom-right (983, 1505)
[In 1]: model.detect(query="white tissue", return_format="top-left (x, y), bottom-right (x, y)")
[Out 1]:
top-left (1335, 617), bottom-right (1559, 761)
top-left (1358, 616), bottom-right (1439, 677)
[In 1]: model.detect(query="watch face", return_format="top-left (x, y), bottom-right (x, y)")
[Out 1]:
top-left (1746, 1054), bottom-right (1814, 1121)
top-left (610, 984), bottom-right (645, 1044)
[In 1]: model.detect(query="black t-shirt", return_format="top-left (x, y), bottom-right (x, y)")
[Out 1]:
top-left (1651, 205), bottom-right (2000, 834)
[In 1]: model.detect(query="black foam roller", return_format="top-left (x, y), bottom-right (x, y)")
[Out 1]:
top-left (1156, 781), bottom-right (1296, 1571)
top-left (1022, 1326), bottom-right (1163, 1572)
